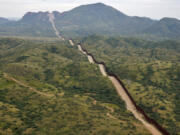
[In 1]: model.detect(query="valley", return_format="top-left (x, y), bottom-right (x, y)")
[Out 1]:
top-left (0, 2), bottom-right (179, 135)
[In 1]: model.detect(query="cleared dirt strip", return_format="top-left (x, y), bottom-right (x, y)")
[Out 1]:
top-left (48, 12), bottom-right (170, 135)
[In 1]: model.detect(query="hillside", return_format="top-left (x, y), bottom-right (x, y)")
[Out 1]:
top-left (77, 35), bottom-right (180, 135)
top-left (0, 17), bottom-right (10, 25)
top-left (0, 37), bottom-right (152, 135)
top-left (54, 3), bottom-right (156, 37)
top-left (0, 12), bottom-right (55, 37)
top-left (0, 3), bottom-right (180, 40)
top-left (142, 17), bottom-right (180, 39)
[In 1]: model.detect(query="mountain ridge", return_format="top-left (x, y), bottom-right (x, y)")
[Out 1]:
top-left (0, 3), bottom-right (180, 40)
top-left (20, 11), bottom-right (50, 22)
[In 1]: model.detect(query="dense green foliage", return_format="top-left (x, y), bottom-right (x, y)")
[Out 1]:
top-left (78, 35), bottom-right (180, 135)
top-left (0, 38), bottom-right (151, 135)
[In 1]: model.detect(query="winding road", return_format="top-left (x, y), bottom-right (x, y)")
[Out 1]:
top-left (48, 12), bottom-right (169, 135)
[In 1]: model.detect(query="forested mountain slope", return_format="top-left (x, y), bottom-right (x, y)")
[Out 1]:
top-left (0, 12), bottom-right (55, 37)
top-left (0, 3), bottom-right (180, 40)
top-left (53, 3), bottom-right (155, 37)
top-left (0, 38), bottom-right (151, 135)
top-left (77, 35), bottom-right (180, 135)
top-left (142, 18), bottom-right (180, 39)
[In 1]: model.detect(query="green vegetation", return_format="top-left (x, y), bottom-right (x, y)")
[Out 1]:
top-left (1, 3), bottom-right (180, 40)
top-left (78, 35), bottom-right (180, 135)
top-left (143, 17), bottom-right (180, 39)
top-left (0, 37), bottom-right (151, 135)
top-left (0, 12), bottom-right (56, 38)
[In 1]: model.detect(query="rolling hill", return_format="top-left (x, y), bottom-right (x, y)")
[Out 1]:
top-left (142, 17), bottom-right (180, 39)
top-left (0, 17), bottom-right (10, 25)
top-left (0, 37), bottom-right (152, 135)
top-left (77, 35), bottom-right (180, 135)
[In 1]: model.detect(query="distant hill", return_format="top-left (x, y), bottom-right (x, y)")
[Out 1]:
top-left (0, 3), bottom-right (180, 40)
top-left (20, 11), bottom-right (49, 23)
top-left (54, 3), bottom-right (156, 37)
top-left (142, 17), bottom-right (180, 39)
top-left (0, 12), bottom-right (55, 37)
top-left (0, 17), bottom-right (10, 25)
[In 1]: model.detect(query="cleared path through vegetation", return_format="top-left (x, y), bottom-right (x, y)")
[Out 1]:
top-left (69, 39), bottom-right (74, 46)
top-left (3, 73), bottom-right (53, 97)
top-left (48, 13), bottom-right (64, 40)
top-left (48, 12), bottom-right (169, 135)
top-left (74, 43), bottom-right (163, 135)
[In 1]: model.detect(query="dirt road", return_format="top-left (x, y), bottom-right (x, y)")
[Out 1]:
top-left (108, 76), bottom-right (162, 135)
top-left (75, 43), bottom-right (164, 135)
top-left (4, 73), bottom-right (53, 97)
top-left (69, 40), bottom-right (74, 46)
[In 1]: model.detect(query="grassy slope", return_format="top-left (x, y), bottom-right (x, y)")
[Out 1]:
top-left (77, 35), bottom-right (180, 135)
top-left (0, 38), bottom-right (150, 135)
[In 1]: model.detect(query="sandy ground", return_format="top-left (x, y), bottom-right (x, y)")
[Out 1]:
top-left (87, 55), bottom-right (94, 64)
top-left (109, 76), bottom-right (162, 135)
top-left (77, 45), bottom-right (87, 55)
top-left (99, 64), bottom-right (107, 76)
top-left (69, 40), bottom-right (74, 46)
top-left (77, 44), bottom-right (94, 63)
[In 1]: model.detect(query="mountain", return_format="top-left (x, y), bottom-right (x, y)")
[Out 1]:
top-left (0, 12), bottom-right (55, 37)
top-left (54, 3), bottom-right (156, 37)
top-left (0, 17), bottom-right (10, 25)
top-left (20, 11), bottom-right (49, 23)
top-left (0, 3), bottom-right (180, 40)
top-left (142, 17), bottom-right (180, 39)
